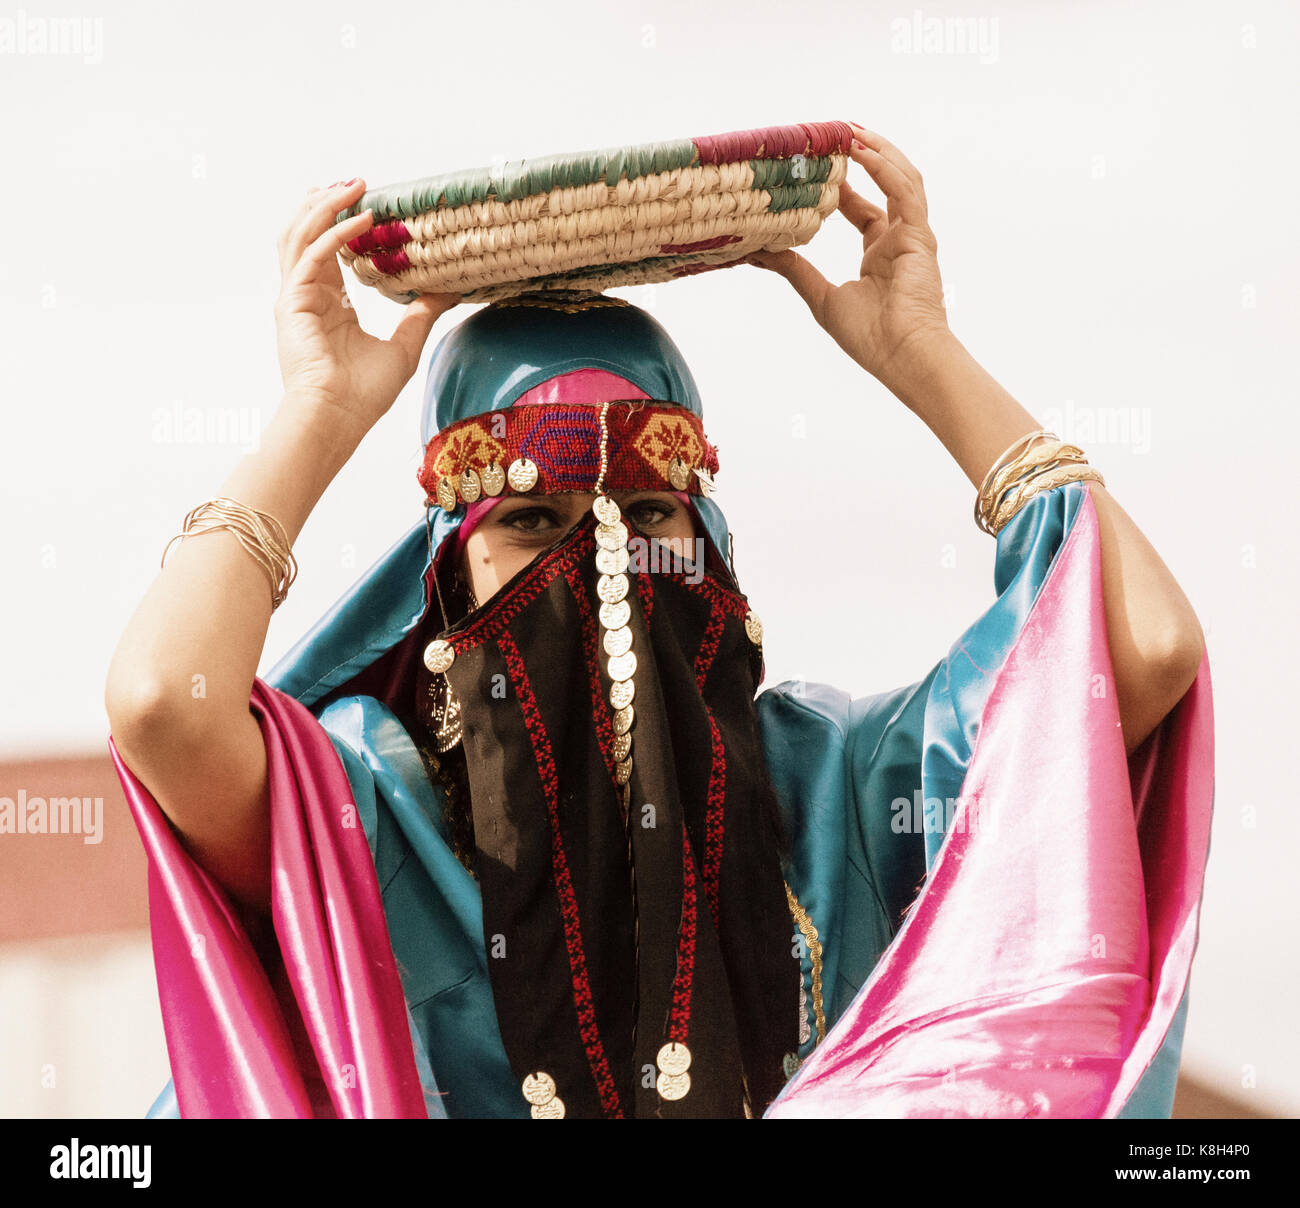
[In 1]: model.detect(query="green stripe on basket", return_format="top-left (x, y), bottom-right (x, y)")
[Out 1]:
top-left (764, 182), bottom-right (834, 214)
top-left (339, 136), bottom-right (704, 223)
top-left (748, 154), bottom-right (837, 193)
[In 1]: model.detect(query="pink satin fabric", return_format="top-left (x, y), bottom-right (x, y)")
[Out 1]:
top-left (767, 486), bottom-right (1214, 1117)
top-left (109, 680), bottom-right (426, 1118)
top-left (445, 369), bottom-right (688, 557)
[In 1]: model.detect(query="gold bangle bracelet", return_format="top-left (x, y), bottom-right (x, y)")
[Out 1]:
top-left (975, 429), bottom-right (1055, 505)
top-left (990, 463), bottom-right (1106, 535)
top-left (974, 430), bottom-right (1056, 535)
top-left (161, 497), bottom-right (298, 609)
top-left (977, 442), bottom-right (1090, 535)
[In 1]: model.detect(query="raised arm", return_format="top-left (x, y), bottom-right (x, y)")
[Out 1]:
top-left (104, 180), bottom-right (458, 911)
top-left (747, 126), bottom-right (1204, 755)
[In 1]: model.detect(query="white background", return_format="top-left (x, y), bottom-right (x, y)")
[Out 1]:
top-left (1, 0), bottom-right (1296, 1113)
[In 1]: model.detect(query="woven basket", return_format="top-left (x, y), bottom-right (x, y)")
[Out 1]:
top-left (334, 120), bottom-right (854, 303)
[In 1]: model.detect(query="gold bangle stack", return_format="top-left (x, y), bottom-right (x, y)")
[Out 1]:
top-left (974, 431), bottom-right (1105, 537)
top-left (161, 497), bottom-right (298, 609)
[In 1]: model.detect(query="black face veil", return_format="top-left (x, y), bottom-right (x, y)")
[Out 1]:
top-left (420, 503), bottom-right (801, 1118)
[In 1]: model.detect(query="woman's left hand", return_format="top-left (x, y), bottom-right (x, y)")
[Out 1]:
top-left (747, 125), bottom-right (951, 388)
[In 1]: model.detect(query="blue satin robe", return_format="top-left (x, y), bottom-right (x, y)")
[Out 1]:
top-left (146, 479), bottom-right (1188, 1118)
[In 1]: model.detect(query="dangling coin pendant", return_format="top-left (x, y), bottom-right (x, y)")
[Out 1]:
top-left (595, 521), bottom-right (628, 550)
top-left (597, 574), bottom-right (629, 605)
top-left (521, 1071), bottom-right (565, 1120)
top-left (423, 639), bottom-right (455, 674)
top-left (435, 477), bottom-right (458, 512)
top-left (595, 546), bottom-right (630, 575)
top-left (609, 678), bottom-right (635, 710)
top-left (599, 599), bottom-right (630, 629)
top-left (657, 1042), bottom-right (691, 1076)
top-left (656, 1041), bottom-right (692, 1101)
top-left (508, 458), bottom-right (538, 492)
top-left (592, 481), bottom-right (635, 797)
top-left (602, 626), bottom-right (633, 657)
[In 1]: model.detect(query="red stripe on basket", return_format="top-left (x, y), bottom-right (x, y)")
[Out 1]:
top-left (670, 258), bottom-right (748, 280)
top-left (369, 249), bottom-right (412, 276)
top-left (691, 120), bottom-right (855, 164)
top-left (659, 234), bottom-right (741, 256)
top-left (346, 219), bottom-right (413, 255)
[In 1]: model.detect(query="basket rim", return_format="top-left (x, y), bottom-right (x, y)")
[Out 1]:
top-left (333, 119), bottom-right (854, 226)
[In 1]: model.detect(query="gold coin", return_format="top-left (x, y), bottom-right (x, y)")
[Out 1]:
top-left (480, 462), bottom-right (506, 496)
top-left (436, 477), bottom-right (458, 512)
top-left (607, 651), bottom-right (637, 684)
top-left (657, 1041), bottom-right (692, 1076)
top-left (595, 546), bottom-right (630, 575)
top-left (508, 458), bottom-right (539, 492)
top-left (612, 732), bottom-right (632, 762)
top-left (458, 468), bottom-right (482, 503)
top-left (656, 1070), bottom-right (691, 1101)
top-left (597, 574), bottom-right (629, 605)
top-left (521, 1071), bottom-right (557, 1105)
top-left (612, 704), bottom-right (634, 735)
top-left (602, 626), bottom-right (632, 657)
top-left (614, 757), bottom-right (633, 785)
top-left (693, 466), bottom-right (716, 496)
top-left (744, 610), bottom-right (763, 646)
top-left (595, 521), bottom-right (629, 551)
top-left (593, 495), bottom-right (621, 525)
top-left (530, 1097), bottom-right (565, 1119)
top-left (599, 599), bottom-right (630, 629)
top-left (423, 639), bottom-right (455, 674)
top-left (609, 678), bottom-right (635, 710)
top-left (668, 456), bottom-right (691, 491)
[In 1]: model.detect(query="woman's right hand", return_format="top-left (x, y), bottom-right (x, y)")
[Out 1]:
top-left (274, 179), bottom-right (461, 435)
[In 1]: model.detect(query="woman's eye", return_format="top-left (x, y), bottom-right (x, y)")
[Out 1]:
top-left (628, 501), bottom-right (673, 528)
top-left (500, 507), bottom-right (559, 533)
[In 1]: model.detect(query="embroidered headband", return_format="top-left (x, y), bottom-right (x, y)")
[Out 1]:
top-left (420, 401), bottom-right (720, 512)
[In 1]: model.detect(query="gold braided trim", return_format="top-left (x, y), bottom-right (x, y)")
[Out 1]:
top-left (784, 881), bottom-right (826, 1046)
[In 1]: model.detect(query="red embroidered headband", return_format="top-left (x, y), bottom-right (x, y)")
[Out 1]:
top-left (420, 402), bottom-right (720, 511)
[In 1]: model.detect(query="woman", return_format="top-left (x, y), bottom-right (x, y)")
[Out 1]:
top-left (104, 127), bottom-right (1214, 1119)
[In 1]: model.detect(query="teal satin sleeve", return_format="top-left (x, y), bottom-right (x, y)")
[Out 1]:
top-left (758, 482), bottom-right (1188, 1116)
top-left (317, 696), bottom-right (527, 1119)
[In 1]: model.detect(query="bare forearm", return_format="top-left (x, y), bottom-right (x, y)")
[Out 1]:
top-left (879, 331), bottom-right (1205, 754)
top-left (106, 392), bottom-right (365, 734)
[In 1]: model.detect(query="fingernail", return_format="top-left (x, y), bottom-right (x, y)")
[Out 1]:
top-left (345, 177), bottom-right (360, 185)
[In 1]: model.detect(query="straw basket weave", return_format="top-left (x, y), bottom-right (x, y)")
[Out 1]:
top-left (334, 120), bottom-right (855, 303)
